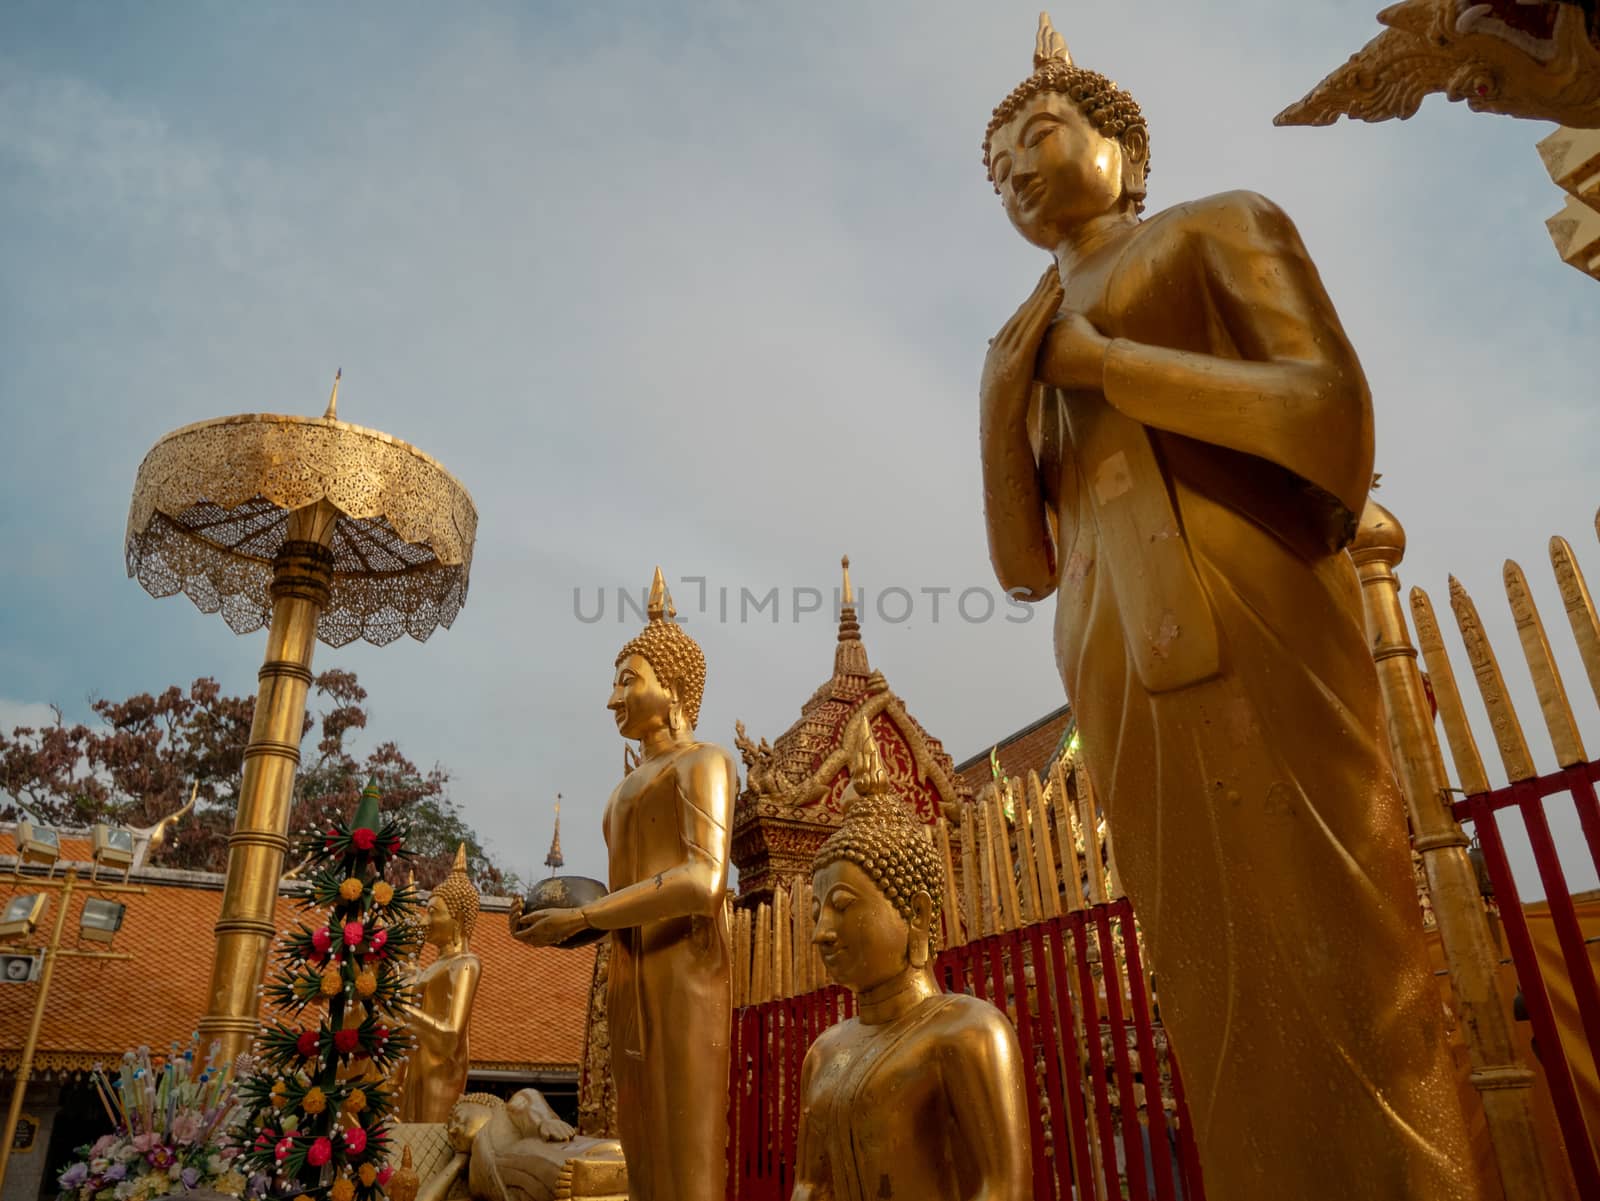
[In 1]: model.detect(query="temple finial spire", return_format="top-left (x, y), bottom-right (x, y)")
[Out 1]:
top-left (834, 554), bottom-right (869, 678)
top-left (544, 794), bottom-right (565, 875)
top-left (323, 368), bottom-right (341, 420)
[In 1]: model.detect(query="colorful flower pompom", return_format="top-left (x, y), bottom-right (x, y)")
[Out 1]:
top-left (369, 929), bottom-right (388, 954)
top-left (377, 1165), bottom-right (393, 1186)
top-left (311, 927), bottom-right (332, 955)
top-left (301, 1087), bottom-right (326, 1115)
top-left (320, 966), bottom-right (343, 997)
top-left (358, 1164), bottom-right (377, 1187)
top-left (296, 1030), bottom-right (319, 1059)
top-left (339, 877), bottom-right (364, 901)
top-left (333, 1028), bottom-right (360, 1055)
top-left (306, 1137), bottom-right (333, 1167)
top-left (372, 881), bottom-right (394, 905)
top-left (342, 921), bottom-right (365, 946)
top-left (354, 970), bottom-right (377, 997)
top-left (329, 1177), bottom-right (354, 1201)
top-left (274, 1138), bottom-right (293, 1163)
top-left (343, 1126), bottom-right (367, 1155)
top-left (269, 1081), bottom-right (287, 1110)
top-left (344, 1088), bottom-right (366, 1115)
top-left (351, 827), bottom-right (377, 852)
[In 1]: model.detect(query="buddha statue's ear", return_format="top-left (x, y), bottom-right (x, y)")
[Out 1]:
top-left (908, 891), bottom-right (934, 969)
top-left (1119, 127), bottom-right (1149, 207)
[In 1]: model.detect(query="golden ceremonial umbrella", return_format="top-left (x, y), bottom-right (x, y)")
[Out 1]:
top-left (124, 373), bottom-right (477, 1057)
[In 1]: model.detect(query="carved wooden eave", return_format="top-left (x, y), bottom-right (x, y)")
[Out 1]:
top-left (1539, 125), bottom-right (1600, 280)
top-left (731, 559), bottom-right (969, 903)
top-left (1274, 0), bottom-right (1600, 129)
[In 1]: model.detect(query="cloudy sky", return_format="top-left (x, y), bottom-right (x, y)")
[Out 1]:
top-left (2, 1), bottom-right (1594, 897)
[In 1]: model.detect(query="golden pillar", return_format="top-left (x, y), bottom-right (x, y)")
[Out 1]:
top-left (126, 376), bottom-right (477, 1060)
top-left (1351, 498), bottom-right (1553, 1201)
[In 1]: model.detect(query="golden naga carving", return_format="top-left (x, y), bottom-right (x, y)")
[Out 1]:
top-left (792, 725), bottom-right (1031, 1201)
top-left (512, 567), bottom-right (734, 1201)
top-left (978, 13), bottom-right (1476, 1198)
top-left (1275, 0), bottom-right (1600, 128)
top-left (397, 843), bottom-right (483, 1123)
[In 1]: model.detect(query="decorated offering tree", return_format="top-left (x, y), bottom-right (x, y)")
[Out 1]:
top-left (236, 781), bottom-right (422, 1201)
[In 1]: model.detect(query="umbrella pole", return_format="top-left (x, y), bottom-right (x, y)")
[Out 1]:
top-left (197, 501), bottom-right (337, 1061)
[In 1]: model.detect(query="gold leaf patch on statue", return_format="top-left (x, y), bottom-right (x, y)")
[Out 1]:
top-left (1092, 451), bottom-right (1133, 502)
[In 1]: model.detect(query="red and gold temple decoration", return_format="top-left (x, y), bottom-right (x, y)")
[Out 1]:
top-left (731, 557), bottom-right (969, 905)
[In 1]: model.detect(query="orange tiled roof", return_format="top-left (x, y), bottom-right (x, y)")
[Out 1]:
top-left (953, 702), bottom-right (1075, 796)
top-left (0, 836), bottom-right (593, 1074)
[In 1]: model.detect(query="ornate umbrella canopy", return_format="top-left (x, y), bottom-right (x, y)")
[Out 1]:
top-left (126, 400), bottom-right (477, 648)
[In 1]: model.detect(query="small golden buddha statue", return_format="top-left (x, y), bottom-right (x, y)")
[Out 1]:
top-left (792, 724), bottom-right (1031, 1201)
top-left (513, 568), bottom-right (735, 1201)
top-left (398, 843), bottom-right (483, 1123)
top-left (976, 14), bottom-right (1475, 1198)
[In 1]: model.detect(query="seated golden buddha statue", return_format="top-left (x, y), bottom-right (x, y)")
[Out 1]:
top-left (398, 844), bottom-right (483, 1123)
top-left (975, 14), bottom-right (1475, 1199)
top-left (792, 726), bottom-right (1031, 1201)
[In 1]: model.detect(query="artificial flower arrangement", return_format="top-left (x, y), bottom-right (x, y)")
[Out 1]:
top-left (56, 1037), bottom-right (252, 1201)
top-left (233, 781), bottom-right (422, 1201)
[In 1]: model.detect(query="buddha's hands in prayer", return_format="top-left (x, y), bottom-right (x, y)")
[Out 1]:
top-left (981, 267), bottom-right (1062, 421)
top-left (509, 899), bottom-right (589, 947)
top-left (1037, 308), bottom-right (1111, 392)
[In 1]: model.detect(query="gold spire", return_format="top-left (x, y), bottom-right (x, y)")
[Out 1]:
top-left (452, 841), bottom-right (468, 873)
top-left (1034, 11), bottom-right (1071, 71)
top-left (545, 794), bottom-right (565, 874)
top-left (835, 554), bottom-right (869, 678)
top-left (323, 368), bottom-right (341, 420)
top-left (647, 565), bottom-right (677, 622)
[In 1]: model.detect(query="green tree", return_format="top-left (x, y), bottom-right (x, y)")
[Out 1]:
top-left (0, 671), bottom-right (517, 891)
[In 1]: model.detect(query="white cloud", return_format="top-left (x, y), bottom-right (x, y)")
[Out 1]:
top-left (0, 700), bottom-right (59, 735)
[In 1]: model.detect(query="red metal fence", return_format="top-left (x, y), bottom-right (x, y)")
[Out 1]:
top-left (726, 899), bottom-right (1206, 1201)
top-left (1455, 760), bottom-right (1600, 1196)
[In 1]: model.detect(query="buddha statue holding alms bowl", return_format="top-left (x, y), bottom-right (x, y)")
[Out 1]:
top-left (792, 724), bottom-right (1031, 1201)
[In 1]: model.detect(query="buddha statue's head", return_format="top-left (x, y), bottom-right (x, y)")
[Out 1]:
top-left (611, 567), bottom-right (707, 741)
top-left (810, 724), bottom-right (944, 995)
top-left (429, 843), bottom-right (480, 950)
top-left (446, 1092), bottom-right (503, 1152)
top-left (983, 12), bottom-right (1150, 249)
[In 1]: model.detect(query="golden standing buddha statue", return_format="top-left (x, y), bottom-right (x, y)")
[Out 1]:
top-left (976, 15), bottom-right (1476, 1199)
top-left (398, 843), bottom-right (483, 1123)
top-left (513, 568), bottom-right (735, 1201)
top-left (792, 724), bottom-right (1031, 1201)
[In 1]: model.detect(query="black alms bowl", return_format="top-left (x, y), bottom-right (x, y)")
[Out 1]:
top-left (511, 874), bottom-right (609, 948)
